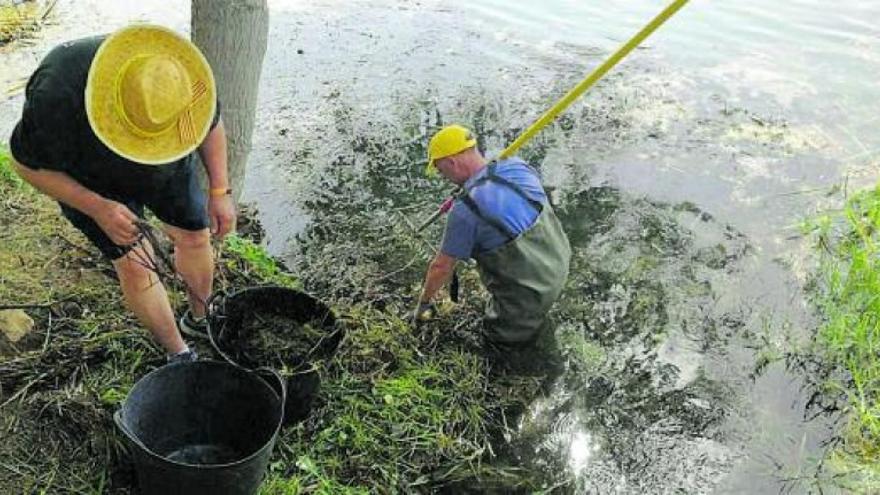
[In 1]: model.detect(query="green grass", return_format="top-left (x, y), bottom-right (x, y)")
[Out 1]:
top-left (0, 147), bottom-right (23, 187)
top-left (223, 234), bottom-right (300, 288)
top-left (257, 304), bottom-right (504, 493)
top-left (804, 187), bottom-right (880, 490)
top-left (0, 146), bottom-right (158, 493)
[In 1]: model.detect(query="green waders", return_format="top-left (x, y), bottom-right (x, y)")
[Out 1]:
top-left (459, 164), bottom-right (572, 346)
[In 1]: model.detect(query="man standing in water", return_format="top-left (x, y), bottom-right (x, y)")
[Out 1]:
top-left (415, 125), bottom-right (571, 361)
top-left (8, 24), bottom-right (235, 362)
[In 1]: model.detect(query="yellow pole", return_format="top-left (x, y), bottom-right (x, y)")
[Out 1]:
top-left (418, 0), bottom-right (690, 232)
top-left (498, 0), bottom-right (690, 160)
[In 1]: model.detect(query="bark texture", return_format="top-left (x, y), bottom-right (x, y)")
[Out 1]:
top-left (192, 0), bottom-right (269, 203)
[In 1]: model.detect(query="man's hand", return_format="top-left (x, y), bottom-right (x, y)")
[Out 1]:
top-left (411, 302), bottom-right (435, 328)
top-left (92, 199), bottom-right (139, 245)
top-left (208, 195), bottom-right (236, 239)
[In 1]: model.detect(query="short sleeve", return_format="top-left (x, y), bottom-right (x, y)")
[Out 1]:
top-left (8, 70), bottom-right (76, 171)
top-left (440, 202), bottom-right (478, 260)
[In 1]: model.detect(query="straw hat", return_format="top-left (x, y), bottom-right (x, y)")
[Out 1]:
top-left (85, 24), bottom-right (216, 165)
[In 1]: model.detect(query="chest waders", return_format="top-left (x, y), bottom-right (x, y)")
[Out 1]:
top-left (459, 165), bottom-right (572, 345)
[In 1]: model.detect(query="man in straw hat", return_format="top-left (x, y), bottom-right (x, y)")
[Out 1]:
top-left (8, 24), bottom-right (234, 363)
top-left (415, 125), bottom-right (571, 368)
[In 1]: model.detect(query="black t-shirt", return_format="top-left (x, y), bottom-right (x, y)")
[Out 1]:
top-left (9, 35), bottom-right (220, 200)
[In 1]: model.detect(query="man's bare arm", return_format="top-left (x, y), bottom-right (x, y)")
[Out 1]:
top-left (199, 118), bottom-right (229, 191)
top-left (12, 159), bottom-right (138, 245)
top-left (418, 252), bottom-right (457, 304)
top-left (14, 159), bottom-right (104, 216)
top-left (198, 119), bottom-right (236, 238)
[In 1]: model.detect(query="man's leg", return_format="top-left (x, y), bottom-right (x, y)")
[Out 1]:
top-left (113, 240), bottom-right (187, 354)
top-left (164, 225), bottom-right (213, 318)
top-left (59, 201), bottom-right (187, 354)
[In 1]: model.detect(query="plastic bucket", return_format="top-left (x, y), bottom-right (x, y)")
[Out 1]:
top-left (207, 286), bottom-right (342, 424)
top-left (207, 286), bottom-right (341, 370)
top-left (114, 361), bottom-right (285, 495)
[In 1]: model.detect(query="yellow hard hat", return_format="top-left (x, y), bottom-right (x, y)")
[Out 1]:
top-left (425, 124), bottom-right (477, 176)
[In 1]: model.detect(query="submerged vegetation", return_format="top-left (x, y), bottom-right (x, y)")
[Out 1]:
top-left (804, 188), bottom-right (880, 491)
top-left (274, 94), bottom-right (771, 492)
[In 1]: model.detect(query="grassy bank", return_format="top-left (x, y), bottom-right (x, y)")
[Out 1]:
top-left (805, 188), bottom-right (880, 490)
top-left (0, 147), bottom-right (547, 493)
top-left (0, 147), bottom-right (142, 492)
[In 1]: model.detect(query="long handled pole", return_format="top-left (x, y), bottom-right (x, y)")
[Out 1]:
top-left (417, 0), bottom-right (690, 232)
top-left (498, 0), bottom-right (689, 160)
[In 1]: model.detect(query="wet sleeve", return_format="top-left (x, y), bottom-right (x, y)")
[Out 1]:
top-left (440, 203), bottom-right (478, 260)
top-left (8, 70), bottom-right (76, 171)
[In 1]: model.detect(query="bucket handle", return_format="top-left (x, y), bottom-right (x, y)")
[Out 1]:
top-left (205, 289), bottom-right (229, 323)
top-left (255, 367), bottom-right (287, 426)
top-left (114, 409), bottom-right (152, 453)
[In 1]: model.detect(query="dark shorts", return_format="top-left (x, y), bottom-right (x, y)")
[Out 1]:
top-left (60, 162), bottom-right (209, 260)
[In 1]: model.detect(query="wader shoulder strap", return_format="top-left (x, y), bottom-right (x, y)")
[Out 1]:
top-left (485, 164), bottom-right (544, 213)
top-left (459, 194), bottom-right (516, 241)
top-left (460, 163), bottom-right (547, 241)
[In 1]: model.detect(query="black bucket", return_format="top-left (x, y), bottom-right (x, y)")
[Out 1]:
top-left (207, 286), bottom-right (343, 423)
top-left (207, 286), bottom-right (342, 370)
top-left (114, 361), bottom-right (284, 495)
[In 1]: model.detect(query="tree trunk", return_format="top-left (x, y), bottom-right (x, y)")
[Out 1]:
top-left (191, 0), bottom-right (269, 203)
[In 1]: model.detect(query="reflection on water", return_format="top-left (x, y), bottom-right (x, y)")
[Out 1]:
top-left (506, 184), bottom-right (750, 492)
top-left (568, 431), bottom-right (596, 472)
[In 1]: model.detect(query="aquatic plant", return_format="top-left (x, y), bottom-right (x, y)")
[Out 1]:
top-left (804, 187), bottom-right (880, 491)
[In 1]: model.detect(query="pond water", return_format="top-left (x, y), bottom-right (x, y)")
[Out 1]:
top-left (247, 1), bottom-right (878, 492)
top-left (2, 0), bottom-right (879, 493)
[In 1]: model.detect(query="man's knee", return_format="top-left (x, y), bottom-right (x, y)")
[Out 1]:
top-left (113, 251), bottom-right (158, 288)
top-left (168, 227), bottom-right (210, 250)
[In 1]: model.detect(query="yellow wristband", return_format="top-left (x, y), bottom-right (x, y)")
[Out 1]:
top-left (209, 187), bottom-right (232, 198)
